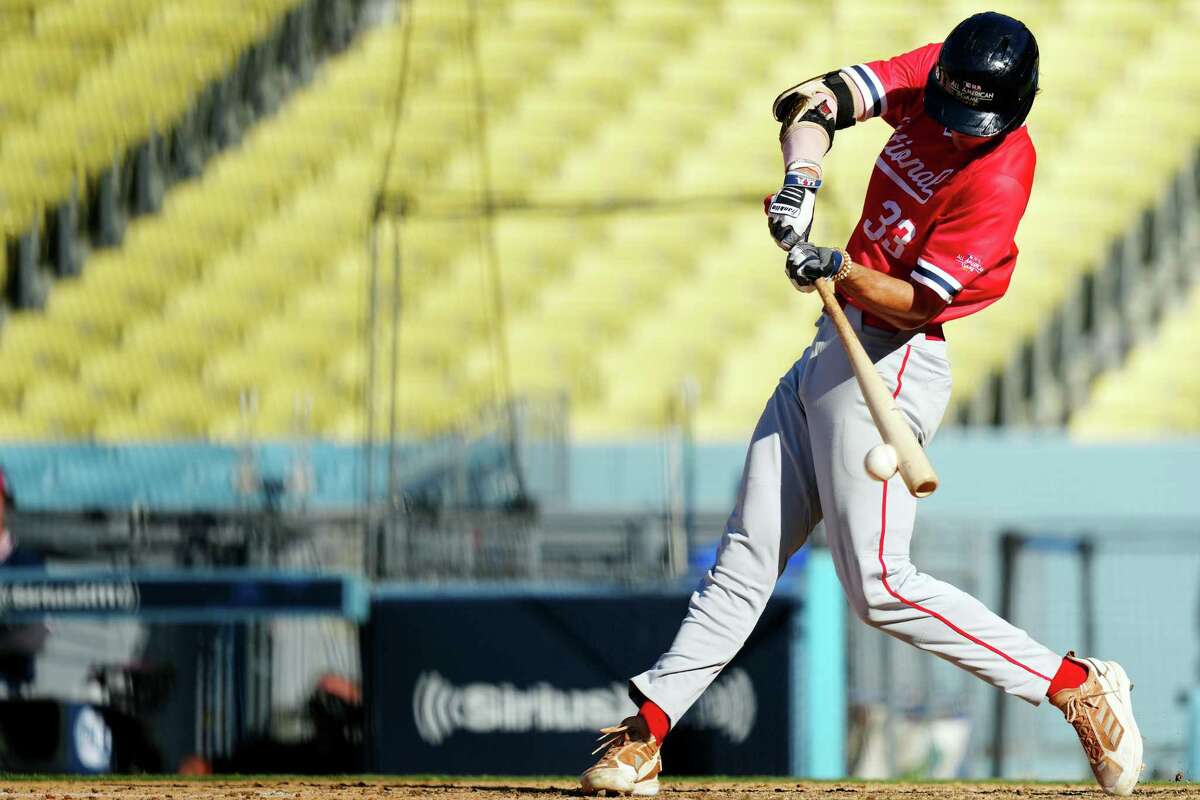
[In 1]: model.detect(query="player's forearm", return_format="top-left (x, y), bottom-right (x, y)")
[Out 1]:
top-left (780, 127), bottom-right (828, 177)
top-left (836, 263), bottom-right (943, 330)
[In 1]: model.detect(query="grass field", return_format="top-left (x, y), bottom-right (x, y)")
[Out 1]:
top-left (0, 777), bottom-right (1195, 799)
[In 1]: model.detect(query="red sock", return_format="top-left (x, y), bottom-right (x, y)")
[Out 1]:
top-left (638, 699), bottom-right (670, 743)
top-left (1047, 656), bottom-right (1089, 697)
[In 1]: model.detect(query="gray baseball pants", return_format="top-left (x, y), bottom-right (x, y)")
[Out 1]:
top-left (631, 307), bottom-right (1062, 727)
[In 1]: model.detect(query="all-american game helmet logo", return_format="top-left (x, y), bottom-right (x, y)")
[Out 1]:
top-left (936, 66), bottom-right (995, 108)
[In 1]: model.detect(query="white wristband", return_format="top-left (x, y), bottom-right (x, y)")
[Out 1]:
top-left (786, 158), bottom-right (823, 174)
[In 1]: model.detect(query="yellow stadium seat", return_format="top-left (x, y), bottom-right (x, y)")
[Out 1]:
top-left (248, 381), bottom-right (350, 437)
top-left (243, 321), bottom-right (341, 370)
top-left (136, 382), bottom-right (227, 437)
top-left (204, 350), bottom-right (313, 398)
top-left (168, 286), bottom-right (281, 333)
top-left (45, 282), bottom-right (146, 339)
top-left (123, 316), bottom-right (239, 364)
top-left (207, 376), bottom-right (352, 440)
top-left (322, 410), bottom-right (370, 441)
top-left (288, 284), bottom-right (365, 332)
top-left (0, 414), bottom-right (53, 441)
top-left (1, 315), bottom-right (99, 370)
top-left (21, 379), bottom-right (101, 437)
top-left (92, 412), bottom-right (175, 441)
top-left (0, 352), bottom-right (41, 406)
top-left (326, 375), bottom-right (486, 439)
top-left (79, 350), bottom-right (166, 406)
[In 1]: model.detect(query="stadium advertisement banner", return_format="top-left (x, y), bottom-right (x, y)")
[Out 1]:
top-left (0, 568), bottom-right (369, 622)
top-left (364, 583), bottom-right (830, 776)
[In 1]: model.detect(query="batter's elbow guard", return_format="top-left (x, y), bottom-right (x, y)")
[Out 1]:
top-left (773, 71), bottom-right (857, 146)
top-left (824, 71), bottom-right (858, 130)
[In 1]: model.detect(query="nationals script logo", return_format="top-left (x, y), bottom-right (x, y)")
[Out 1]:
top-left (876, 121), bottom-right (956, 205)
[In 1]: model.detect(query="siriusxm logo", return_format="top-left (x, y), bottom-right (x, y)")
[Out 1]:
top-left (413, 668), bottom-right (756, 745)
top-left (689, 666), bottom-right (756, 744)
top-left (412, 672), bottom-right (627, 745)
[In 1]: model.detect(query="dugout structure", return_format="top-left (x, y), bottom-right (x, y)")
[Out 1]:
top-left (0, 506), bottom-right (369, 777)
top-left (0, 549), bottom-right (367, 772)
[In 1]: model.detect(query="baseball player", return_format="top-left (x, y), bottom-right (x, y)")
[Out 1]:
top-left (581, 13), bottom-right (1142, 797)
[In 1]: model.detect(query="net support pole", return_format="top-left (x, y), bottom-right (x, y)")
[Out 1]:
top-left (991, 531), bottom-right (1023, 778)
top-left (1079, 538), bottom-right (1096, 657)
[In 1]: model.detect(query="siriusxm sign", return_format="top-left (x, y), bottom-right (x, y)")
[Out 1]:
top-left (366, 589), bottom-right (798, 775)
top-left (413, 673), bottom-right (630, 744)
top-left (412, 668), bottom-right (756, 746)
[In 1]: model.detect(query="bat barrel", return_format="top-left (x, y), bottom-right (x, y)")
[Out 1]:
top-left (813, 278), bottom-right (940, 499)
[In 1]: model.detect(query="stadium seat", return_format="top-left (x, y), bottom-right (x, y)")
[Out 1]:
top-left (135, 381), bottom-right (229, 437)
top-left (0, 315), bottom-right (98, 372)
top-left (21, 379), bottom-right (104, 438)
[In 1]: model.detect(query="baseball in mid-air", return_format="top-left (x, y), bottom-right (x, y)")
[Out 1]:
top-left (864, 444), bottom-right (898, 481)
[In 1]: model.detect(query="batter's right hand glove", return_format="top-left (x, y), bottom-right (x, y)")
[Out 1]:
top-left (765, 171), bottom-right (820, 251)
top-left (785, 242), bottom-right (848, 293)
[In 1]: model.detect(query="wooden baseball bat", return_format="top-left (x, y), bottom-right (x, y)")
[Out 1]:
top-left (813, 278), bottom-right (939, 498)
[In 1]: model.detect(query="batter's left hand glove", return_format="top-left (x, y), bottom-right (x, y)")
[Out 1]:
top-left (765, 171), bottom-right (820, 251)
top-left (785, 242), bottom-right (848, 293)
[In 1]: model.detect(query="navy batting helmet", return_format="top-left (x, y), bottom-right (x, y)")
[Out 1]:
top-left (925, 12), bottom-right (1039, 138)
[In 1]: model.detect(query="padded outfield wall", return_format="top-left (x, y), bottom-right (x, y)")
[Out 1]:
top-left (0, 433), bottom-right (1197, 778)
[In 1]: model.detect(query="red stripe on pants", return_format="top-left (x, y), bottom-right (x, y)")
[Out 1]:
top-left (876, 345), bottom-right (1052, 682)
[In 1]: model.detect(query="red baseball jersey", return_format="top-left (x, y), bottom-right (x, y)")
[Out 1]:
top-left (841, 43), bottom-right (1036, 324)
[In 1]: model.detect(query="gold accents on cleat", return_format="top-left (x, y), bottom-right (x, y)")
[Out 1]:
top-left (580, 715), bottom-right (662, 797)
top-left (1050, 653), bottom-right (1144, 796)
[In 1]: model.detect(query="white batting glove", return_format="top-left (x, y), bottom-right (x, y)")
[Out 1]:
top-left (765, 171), bottom-right (820, 251)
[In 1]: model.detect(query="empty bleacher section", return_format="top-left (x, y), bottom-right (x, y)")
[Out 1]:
top-left (0, 0), bottom-right (356, 305)
top-left (1071, 266), bottom-right (1200, 439)
top-left (0, 0), bottom-right (360, 437)
top-left (0, 0), bottom-right (1196, 442)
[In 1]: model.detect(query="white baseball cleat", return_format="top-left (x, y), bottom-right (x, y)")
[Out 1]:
top-left (579, 715), bottom-right (661, 797)
top-left (1049, 653), bottom-right (1144, 796)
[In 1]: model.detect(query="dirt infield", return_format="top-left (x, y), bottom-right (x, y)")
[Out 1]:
top-left (0, 778), bottom-right (1195, 800)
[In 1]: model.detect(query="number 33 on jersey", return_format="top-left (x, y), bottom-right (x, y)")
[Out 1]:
top-left (842, 43), bottom-right (1036, 324)
top-left (862, 200), bottom-right (915, 260)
